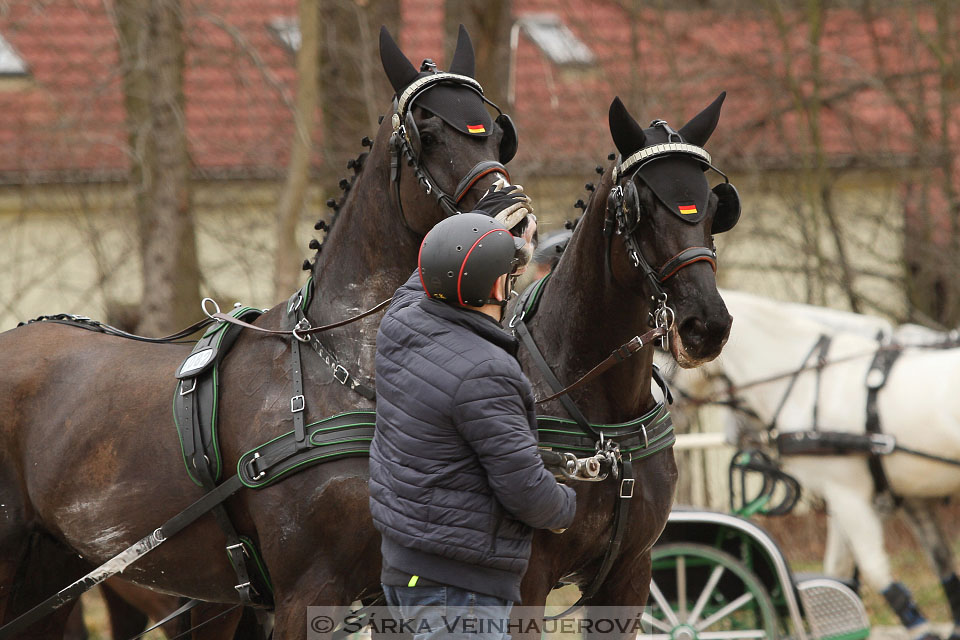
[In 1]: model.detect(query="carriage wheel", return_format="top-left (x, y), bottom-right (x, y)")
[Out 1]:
top-left (643, 542), bottom-right (778, 639)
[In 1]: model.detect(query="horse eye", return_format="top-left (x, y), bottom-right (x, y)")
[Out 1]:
top-left (420, 132), bottom-right (439, 148)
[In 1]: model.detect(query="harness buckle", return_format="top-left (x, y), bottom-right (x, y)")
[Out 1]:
top-left (290, 395), bottom-right (305, 413)
top-left (226, 542), bottom-right (249, 557)
top-left (234, 581), bottom-right (259, 597)
top-left (619, 478), bottom-right (635, 499)
top-left (179, 378), bottom-right (197, 396)
top-left (248, 452), bottom-right (266, 481)
top-left (508, 308), bottom-right (525, 329)
top-left (870, 433), bottom-right (896, 455)
top-left (333, 365), bottom-right (350, 385)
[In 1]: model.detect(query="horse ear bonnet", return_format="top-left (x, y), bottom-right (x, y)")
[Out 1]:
top-left (380, 25), bottom-right (492, 137)
top-left (608, 92), bottom-right (739, 234)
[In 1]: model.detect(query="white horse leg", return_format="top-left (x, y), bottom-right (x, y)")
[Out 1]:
top-left (825, 487), bottom-right (939, 640)
top-left (902, 497), bottom-right (960, 640)
top-left (823, 512), bottom-right (857, 583)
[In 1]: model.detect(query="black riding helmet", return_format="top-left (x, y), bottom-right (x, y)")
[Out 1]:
top-left (419, 213), bottom-right (524, 307)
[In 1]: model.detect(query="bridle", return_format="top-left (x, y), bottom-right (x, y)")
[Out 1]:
top-left (388, 70), bottom-right (515, 233)
top-left (605, 120), bottom-right (739, 341)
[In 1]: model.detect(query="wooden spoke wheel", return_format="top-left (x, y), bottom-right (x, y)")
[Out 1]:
top-left (643, 543), bottom-right (778, 639)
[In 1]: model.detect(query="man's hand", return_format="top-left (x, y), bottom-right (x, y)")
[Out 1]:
top-left (473, 181), bottom-right (533, 227)
top-left (471, 182), bottom-right (537, 272)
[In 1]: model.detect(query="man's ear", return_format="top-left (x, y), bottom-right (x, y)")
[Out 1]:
top-left (490, 274), bottom-right (509, 302)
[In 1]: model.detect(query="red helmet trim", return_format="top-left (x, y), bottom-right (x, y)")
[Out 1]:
top-left (457, 229), bottom-right (501, 305)
top-left (417, 234), bottom-right (429, 296)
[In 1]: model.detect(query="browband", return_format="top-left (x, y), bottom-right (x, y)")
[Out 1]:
top-left (612, 142), bottom-right (712, 182)
top-left (392, 72), bottom-right (485, 125)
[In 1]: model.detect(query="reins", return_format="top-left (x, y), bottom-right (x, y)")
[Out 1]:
top-left (207, 297), bottom-right (393, 340)
top-left (534, 326), bottom-right (666, 404)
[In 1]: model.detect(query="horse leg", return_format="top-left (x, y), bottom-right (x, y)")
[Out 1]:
top-left (271, 575), bottom-right (351, 640)
top-left (581, 550), bottom-right (652, 640)
top-left (902, 497), bottom-right (960, 640)
top-left (823, 512), bottom-right (857, 587)
top-left (825, 487), bottom-right (939, 640)
top-left (62, 601), bottom-right (88, 640)
top-left (99, 582), bottom-right (149, 639)
top-left (2, 530), bottom-right (90, 639)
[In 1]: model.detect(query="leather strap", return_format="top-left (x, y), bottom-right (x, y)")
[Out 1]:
top-left (656, 247), bottom-right (717, 281)
top-left (0, 476), bottom-right (245, 639)
top-left (535, 326), bottom-right (666, 404)
top-left (865, 342), bottom-right (902, 498)
top-left (514, 320), bottom-right (595, 436)
top-left (211, 297), bottom-right (391, 338)
top-left (544, 460), bottom-right (635, 620)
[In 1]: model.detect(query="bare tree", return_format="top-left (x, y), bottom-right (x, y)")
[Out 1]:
top-left (444, 0), bottom-right (512, 109)
top-left (274, 0), bottom-right (321, 298)
top-left (115, 0), bottom-right (200, 335)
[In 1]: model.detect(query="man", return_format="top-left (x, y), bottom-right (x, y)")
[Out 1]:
top-left (369, 189), bottom-right (576, 639)
top-left (529, 229), bottom-right (572, 280)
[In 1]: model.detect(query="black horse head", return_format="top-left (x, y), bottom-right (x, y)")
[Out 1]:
top-left (607, 93), bottom-right (736, 366)
top-left (378, 25), bottom-right (518, 236)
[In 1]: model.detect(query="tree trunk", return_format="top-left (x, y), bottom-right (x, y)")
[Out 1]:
top-left (444, 0), bottom-right (512, 109)
top-left (274, 0), bottom-right (321, 299)
top-left (116, 0), bottom-right (200, 336)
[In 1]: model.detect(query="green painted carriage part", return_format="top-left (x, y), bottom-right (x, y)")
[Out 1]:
top-left (820, 631), bottom-right (869, 640)
top-left (649, 543), bottom-right (778, 638)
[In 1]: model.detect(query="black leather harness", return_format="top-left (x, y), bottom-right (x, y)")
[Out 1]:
top-left (173, 305), bottom-right (273, 607)
top-left (509, 275), bottom-right (676, 617)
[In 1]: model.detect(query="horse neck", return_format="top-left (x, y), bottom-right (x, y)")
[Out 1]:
top-left (302, 130), bottom-right (422, 367)
top-left (526, 171), bottom-right (655, 423)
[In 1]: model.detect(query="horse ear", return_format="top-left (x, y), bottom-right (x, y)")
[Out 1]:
top-left (608, 96), bottom-right (647, 157)
top-left (448, 24), bottom-right (476, 78)
top-left (380, 25), bottom-right (419, 94)
top-left (678, 91), bottom-right (726, 147)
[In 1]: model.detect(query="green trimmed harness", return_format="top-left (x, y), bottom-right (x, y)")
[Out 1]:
top-left (509, 274), bottom-right (677, 617)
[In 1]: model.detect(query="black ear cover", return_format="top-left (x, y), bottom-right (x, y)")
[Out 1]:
top-left (711, 182), bottom-right (741, 234)
top-left (496, 113), bottom-right (518, 164)
top-left (404, 110), bottom-right (421, 157)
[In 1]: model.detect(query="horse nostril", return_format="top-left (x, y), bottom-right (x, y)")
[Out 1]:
top-left (680, 317), bottom-right (708, 346)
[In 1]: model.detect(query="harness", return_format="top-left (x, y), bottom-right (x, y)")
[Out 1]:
top-left (509, 274), bottom-right (676, 617)
top-left (604, 123), bottom-right (740, 346)
top-left (388, 71), bottom-right (513, 231)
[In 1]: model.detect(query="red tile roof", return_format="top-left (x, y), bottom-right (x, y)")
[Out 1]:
top-left (0, 1), bottom-right (951, 180)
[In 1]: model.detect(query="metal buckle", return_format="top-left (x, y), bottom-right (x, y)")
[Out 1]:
top-left (508, 307), bottom-right (525, 329)
top-left (234, 581), bottom-right (259, 597)
top-left (290, 395), bottom-right (305, 413)
top-left (619, 478), bottom-right (635, 499)
top-left (870, 433), bottom-right (896, 455)
top-left (226, 542), bottom-right (249, 557)
top-left (288, 292), bottom-right (303, 314)
top-left (179, 378), bottom-right (197, 396)
top-left (333, 365), bottom-right (350, 385)
top-left (248, 452), bottom-right (266, 481)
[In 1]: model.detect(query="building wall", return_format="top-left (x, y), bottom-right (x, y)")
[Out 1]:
top-left (0, 180), bottom-right (324, 332)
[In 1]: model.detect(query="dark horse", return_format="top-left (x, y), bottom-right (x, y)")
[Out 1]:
top-left (509, 93), bottom-right (735, 636)
top-left (0, 26), bottom-right (514, 640)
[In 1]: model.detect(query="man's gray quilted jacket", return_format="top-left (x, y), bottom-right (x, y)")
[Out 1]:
top-left (369, 272), bottom-right (576, 602)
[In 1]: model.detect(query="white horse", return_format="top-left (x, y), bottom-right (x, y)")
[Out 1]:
top-left (665, 289), bottom-right (960, 640)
